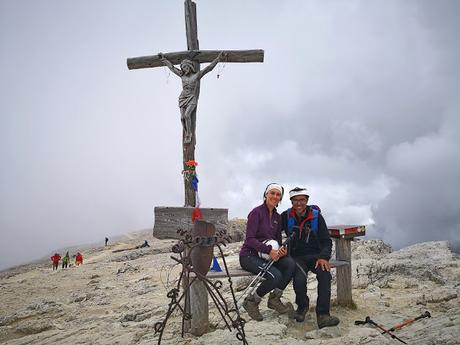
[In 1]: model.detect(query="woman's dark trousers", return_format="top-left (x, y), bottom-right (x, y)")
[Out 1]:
top-left (240, 255), bottom-right (296, 297)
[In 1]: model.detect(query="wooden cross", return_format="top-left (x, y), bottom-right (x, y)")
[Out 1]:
top-left (127, 0), bottom-right (263, 207)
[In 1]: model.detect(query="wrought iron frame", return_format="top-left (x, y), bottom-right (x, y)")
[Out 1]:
top-left (154, 224), bottom-right (247, 344)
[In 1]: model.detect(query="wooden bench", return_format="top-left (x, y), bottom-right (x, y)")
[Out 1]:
top-left (187, 225), bottom-right (366, 335)
top-left (206, 259), bottom-right (349, 277)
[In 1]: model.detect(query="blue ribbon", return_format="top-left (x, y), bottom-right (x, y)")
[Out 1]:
top-left (192, 175), bottom-right (199, 191)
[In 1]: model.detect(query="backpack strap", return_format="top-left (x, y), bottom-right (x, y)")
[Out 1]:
top-left (287, 208), bottom-right (296, 234)
top-left (310, 208), bottom-right (319, 235)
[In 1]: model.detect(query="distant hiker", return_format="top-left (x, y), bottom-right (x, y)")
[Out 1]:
top-left (136, 240), bottom-right (150, 249)
top-left (75, 252), bottom-right (83, 266)
top-left (51, 253), bottom-right (61, 270)
top-left (239, 183), bottom-right (296, 321)
top-left (62, 251), bottom-right (70, 269)
top-left (281, 187), bottom-right (339, 328)
top-left (105, 237), bottom-right (109, 246)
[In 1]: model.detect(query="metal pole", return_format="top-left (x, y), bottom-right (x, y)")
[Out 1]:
top-left (387, 311), bottom-right (431, 332)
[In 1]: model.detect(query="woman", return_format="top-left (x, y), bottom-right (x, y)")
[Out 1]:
top-left (239, 183), bottom-right (296, 321)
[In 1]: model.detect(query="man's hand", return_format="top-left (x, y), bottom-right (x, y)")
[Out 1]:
top-left (278, 246), bottom-right (287, 258)
top-left (315, 258), bottom-right (331, 272)
top-left (269, 249), bottom-right (279, 261)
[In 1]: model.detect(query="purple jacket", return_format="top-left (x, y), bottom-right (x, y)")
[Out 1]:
top-left (239, 203), bottom-right (282, 257)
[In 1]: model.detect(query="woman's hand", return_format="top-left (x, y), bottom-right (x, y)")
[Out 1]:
top-left (278, 246), bottom-right (287, 258)
top-left (269, 249), bottom-right (279, 261)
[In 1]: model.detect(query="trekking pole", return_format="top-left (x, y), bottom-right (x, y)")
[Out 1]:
top-left (236, 234), bottom-right (294, 308)
top-left (355, 316), bottom-right (407, 344)
top-left (235, 259), bottom-right (274, 308)
top-left (387, 311), bottom-right (431, 332)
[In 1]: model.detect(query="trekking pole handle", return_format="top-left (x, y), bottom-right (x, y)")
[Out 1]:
top-left (354, 316), bottom-right (371, 325)
top-left (281, 232), bottom-right (295, 248)
top-left (416, 311), bottom-right (431, 320)
top-left (354, 320), bottom-right (368, 325)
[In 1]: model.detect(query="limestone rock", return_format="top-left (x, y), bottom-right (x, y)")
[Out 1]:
top-left (117, 263), bottom-right (140, 274)
top-left (227, 218), bottom-right (247, 243)
top-left (305, 326), bottom-right (341, 339)
top-left (0, 231), bottom-right (459, 345)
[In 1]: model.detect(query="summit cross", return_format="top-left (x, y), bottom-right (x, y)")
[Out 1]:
top-left (127, 0), bottom-right (263, 207)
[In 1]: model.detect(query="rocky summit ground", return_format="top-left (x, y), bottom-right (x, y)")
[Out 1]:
top-left (0, 226), bottom-right (459, 345)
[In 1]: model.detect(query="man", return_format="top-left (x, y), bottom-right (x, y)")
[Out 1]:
top-left (50, 253), bottom-right (61, 270)
top-left (281, 187), bottom-right (340, 328)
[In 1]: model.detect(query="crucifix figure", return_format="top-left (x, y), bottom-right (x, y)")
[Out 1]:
top-left (158, 51), bottom-right (226, 144)
top-left (127, 0), bottom-right (263, 207)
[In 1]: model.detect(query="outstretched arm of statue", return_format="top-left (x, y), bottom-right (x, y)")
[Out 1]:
top-left (198, 51), bottom-right (226, 78)
top-left (158, 53), bottom-right (182, 77)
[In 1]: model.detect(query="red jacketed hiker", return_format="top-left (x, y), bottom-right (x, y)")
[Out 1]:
top-left (51, 253), bottom-right (61, 270)
top-left (75, 252), bottom-right (83, 266)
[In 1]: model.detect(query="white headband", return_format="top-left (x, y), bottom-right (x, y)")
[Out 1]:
top-left (289, 187), bottom-right (309, 199)
top-left (265, 183), bottom-right (284, 199)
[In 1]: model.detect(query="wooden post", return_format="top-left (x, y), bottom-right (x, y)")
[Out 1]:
top-left (329, 225), bottom-right (365, 307)
top-left (189, 279), bottom-right (209, 335)
top-left (186, 220), bottom-right (215, 335)
top-left (183, 258), bottom-right (191, 333)
top-left (335, 238), bottom-right (352, 306)
top-left (183, 0), bottom-right (199, 207)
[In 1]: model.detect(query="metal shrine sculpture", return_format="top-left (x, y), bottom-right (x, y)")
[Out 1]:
top-left (153, 220), bottom-right (247, 344)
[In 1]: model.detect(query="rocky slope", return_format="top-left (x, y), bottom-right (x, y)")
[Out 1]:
top-left (0, 227), bottom-right (458, 345)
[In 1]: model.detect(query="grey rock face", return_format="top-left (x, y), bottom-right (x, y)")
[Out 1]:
top-left (227, 218), bottom-right (247, 242)
top-left (353, 241), bottom-right (457, 289)
top-left (117, 263), bottom-right (140, 275)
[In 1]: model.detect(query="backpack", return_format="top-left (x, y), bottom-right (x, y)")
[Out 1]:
top-left (287, 205), bottom-right (321, 236)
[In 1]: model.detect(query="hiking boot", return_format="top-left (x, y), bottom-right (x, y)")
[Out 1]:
top-left (267, 289), bottom-right (290, 314)
top-left (317, 314), bottom-right (340, 329)
top-left (243, 294), bottom-right (263, 321)
top-left (294, 307), bottom-right (308, 322)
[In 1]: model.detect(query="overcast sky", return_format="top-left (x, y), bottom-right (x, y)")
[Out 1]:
top-left (1, 0), bottom-right (459, 270)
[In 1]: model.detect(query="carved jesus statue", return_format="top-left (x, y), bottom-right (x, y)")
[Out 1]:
top-left (158, 51), bottom-right (226, 143)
